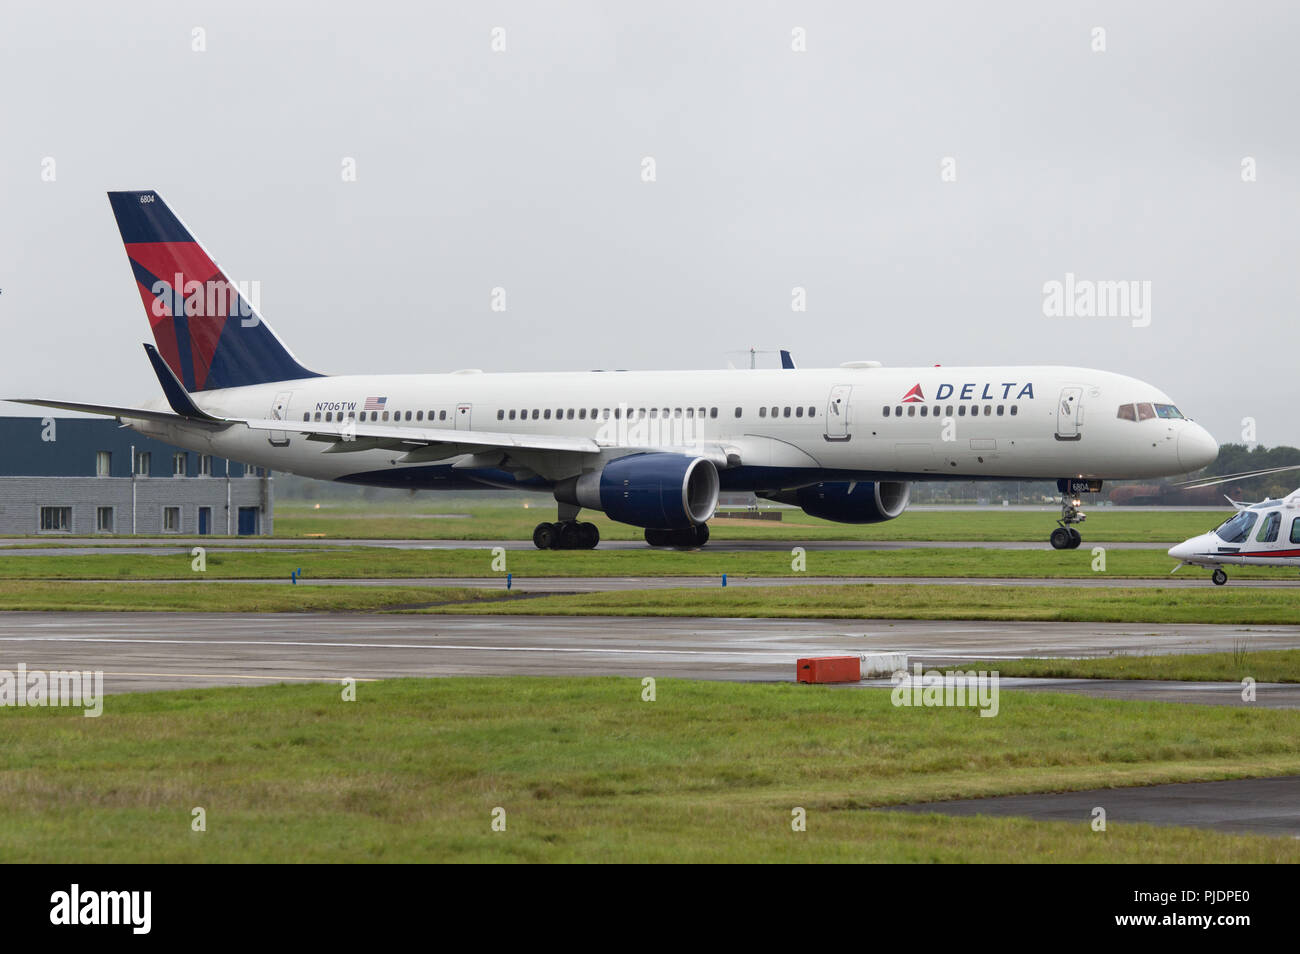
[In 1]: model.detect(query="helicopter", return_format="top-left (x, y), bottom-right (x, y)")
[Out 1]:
top-left (1168, 465), bottom-right (1300, 585)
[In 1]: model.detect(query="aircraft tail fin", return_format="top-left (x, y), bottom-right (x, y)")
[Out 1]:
top-left (106, 190), bottom-right (322, 392)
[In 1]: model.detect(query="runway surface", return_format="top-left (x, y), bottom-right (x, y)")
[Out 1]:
top-left (891, 776), bottom-right (1300, 837)
top-left (1, 612), bottom-right (1297, 701)
top-left (0, 537), bottom-right (1169, 554)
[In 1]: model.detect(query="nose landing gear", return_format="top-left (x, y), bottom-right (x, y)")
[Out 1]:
top-left (1050, 478), bottom-right (1099, 549)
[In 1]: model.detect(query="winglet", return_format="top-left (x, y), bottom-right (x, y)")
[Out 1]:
top-left (144, 343), bottom-right (222, 421)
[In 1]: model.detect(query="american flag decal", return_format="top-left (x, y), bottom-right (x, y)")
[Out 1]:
top-left (363, 396), bottom-right (387, 411)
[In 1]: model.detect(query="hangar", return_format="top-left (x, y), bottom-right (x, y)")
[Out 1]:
top-left (0, 417), bottom-right (272, 536)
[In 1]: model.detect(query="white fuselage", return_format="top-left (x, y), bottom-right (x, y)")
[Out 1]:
top-left (123, 365), bottom-right (1218, 491)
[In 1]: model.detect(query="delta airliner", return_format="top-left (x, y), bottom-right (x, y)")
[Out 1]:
top-left (13, 191), bottom-right (1219, 549)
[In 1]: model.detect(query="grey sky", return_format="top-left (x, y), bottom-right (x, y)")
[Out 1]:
top-left (2, 1), bottom-right (1297, 447)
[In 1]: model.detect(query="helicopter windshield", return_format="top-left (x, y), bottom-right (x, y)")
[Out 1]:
top-left (1214, 510), bottom-right (1258, 543)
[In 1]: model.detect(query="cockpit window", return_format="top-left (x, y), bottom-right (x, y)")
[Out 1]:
top-left (1136, 403), bottom-right (1155, 421)
top-left (1154, 404), bottom-right (1183, 419)
top-left (1214, 510), bottom-right (1258, 543)
top-left (1116, 404), bottom-right (1136, 421)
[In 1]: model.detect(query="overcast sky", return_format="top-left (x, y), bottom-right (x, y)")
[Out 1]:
top-left (2, 1), bottom-right (1297, 447)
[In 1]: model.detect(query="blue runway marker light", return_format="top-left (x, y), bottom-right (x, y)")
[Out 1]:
top-left (722, 573), bottom-right (727, 587)
top-left (507, 573), bottom-right (512, 590)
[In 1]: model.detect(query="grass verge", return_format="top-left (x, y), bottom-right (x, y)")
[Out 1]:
top-left (947, 649), bottom-right (1300, 684)
top-left (1, 677), bottom-right (1297, 862)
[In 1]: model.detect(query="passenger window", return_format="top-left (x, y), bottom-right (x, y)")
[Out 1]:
top-left (735, 407), bottom-right (743, 418)
top-left (710, 407), bottom-right (718, 418)
top-left (783, 407), bottom-right (791, 418)
top-left (509, 410), bottom-right (516, 420)
top-left (760, 407), bottom-right (767, 418)
top-left (416, 411), bottom-right (423, 421)
top-left (996, 405), bottom-right (1004, 416)
top-left (1257, 511), bottom-right (1281, 543)
top-left (686, 408), bottom-right (694, 418)
top-left (808, 407), bottom-right (815, 417)
top-left (958, 406), bottom-right (966, 417)
top-left (382, 411), bottom-right (389, 421)
top-left (497, 410), bottom-right (504, 420)
top-left (439, 411), bottom-right (447, 421)
top-left (907, 406), bottom-right (916, 417)
top-left (984, 405), bottom-right (992, 416)
top-left (325, 412), bottom-right (333, 422)
top-left (1010, 406), bottom-right (1017, 416)
top-left (771, 406), bottom-right (778, 417)
top-left (544, 409), bottom-right (552, 420)
top-left (534, 410), bottom-right (541, 420)
top-left (1291, 517), bottom-right (1300, 545)
top-left (674, 408), bottom-right (682, 418)
top-left (920, 406), bottom-right (928, 417)
top-left (405, 411), bottom-right (412, 421)
top-left (1137, 403), bottom-right (1155, 421)
top-left (895, 406), bottom-right (903, 416)
top-left (302, 413), bottom-right (309, 421)
top-left (882, 406), bottom-right (890, 417)
top-left (796, 406), bottom-right (804, 418)
top-left (566, 409), bottom-right (574, 419)
top-left (1117, 404), bottom-right (1136, 422)
top-left (578, 408), bottom-right (587, 420)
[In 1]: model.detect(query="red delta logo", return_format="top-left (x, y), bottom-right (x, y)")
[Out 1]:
top-left (900, 384), bottom-right (925, 403)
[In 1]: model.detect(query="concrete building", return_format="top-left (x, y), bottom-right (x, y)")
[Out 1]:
top-left (0, 417), bottom-right (272, 535)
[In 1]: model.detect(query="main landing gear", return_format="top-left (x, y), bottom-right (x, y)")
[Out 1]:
top-left (1212, 568), bottom-right (1228, 586)
top-left (645, 524), bottom-right (710, 548)
top-left (532, 520), bottom-right (600, 550)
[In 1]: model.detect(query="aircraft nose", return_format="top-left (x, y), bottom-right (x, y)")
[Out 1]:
top-left (1178, 424), bottom-right (1219, 472)
top-left (1168, 540), bottom-right (1193, 561)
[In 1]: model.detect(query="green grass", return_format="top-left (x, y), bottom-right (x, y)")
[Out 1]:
top-left (2, 545), bottom-right (1292, 582)
top-left (947, 649), bottom-right (1300, 684)
top-left (1, 677), bottom-right (1297, 862)
top-left (1, 579), bottom-right (1298, 624)
top-left (267, 501), bottom-right (1225, 543)
top-left (432, 583), bottom-right (1300, 625)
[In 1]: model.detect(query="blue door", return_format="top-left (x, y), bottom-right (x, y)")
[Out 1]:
top-left (237, 507), bottom-right (258, 535)
top-left (198, 507), bottom-right (211, 535)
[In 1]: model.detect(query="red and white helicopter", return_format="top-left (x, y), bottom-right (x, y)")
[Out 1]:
top-left (1168, 465), bottom-right (1300, 585)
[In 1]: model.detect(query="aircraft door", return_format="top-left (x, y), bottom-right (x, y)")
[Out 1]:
top-left (824, 385), bottom-right (852, 442)
top-left (268, 390), bottom-right (293, 447)
top-left (1055, 387), bottom-right (1083, 441)
top-left (455, 404), bottom-right (472, 430)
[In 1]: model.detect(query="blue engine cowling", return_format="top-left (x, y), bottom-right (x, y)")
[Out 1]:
top-left (556, 453), bottom-right (720, 530)
top-left (771, 480), bottom-right (910, 524)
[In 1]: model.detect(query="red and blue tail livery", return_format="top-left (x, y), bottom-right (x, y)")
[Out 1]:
top-left (107, 191), bottom-right (320, 392)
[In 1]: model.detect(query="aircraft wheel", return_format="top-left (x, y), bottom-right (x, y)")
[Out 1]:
top-left (1212, 568), bottom-right (1228, 586)
top-left (578, 522), bottom-right (600, 550)
top-left (1067, 528), bottom-right (1082, 549)
top-left (533, 522), bottom-right (557, 550)
top-left (1049, 528), bottom-right (1071, 550)
top-left (693, 523), bottom-right (710, 547)
top-left (644, 528), bottom-right (670, 547)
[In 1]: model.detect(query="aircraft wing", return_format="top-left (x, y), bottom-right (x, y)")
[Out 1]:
top-left (246, 417), bottom-right (601, 454)
top-left (8, 397), bottom-right (602, 455)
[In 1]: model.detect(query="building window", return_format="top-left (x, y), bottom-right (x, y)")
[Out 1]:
top-left (97, 507), bottom-right (114, 533)
top-left (135, 452), bottom-right (150, 477)
top-left (39, 506), bottom-right (72, 532)
top-left (96, 451), bottom-right (112, 477)
top-left (173, 452), bottom-right (187, 477)
top-left (198, 454), bottom-right (212, 476)
top-left (163, 506), bottom-right (181, 532)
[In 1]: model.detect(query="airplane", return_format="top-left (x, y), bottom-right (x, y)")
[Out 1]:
top-left (11, 190), bottom-right (1220, 550)
top-left (1167, 467), bottom-right (1300, 584)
